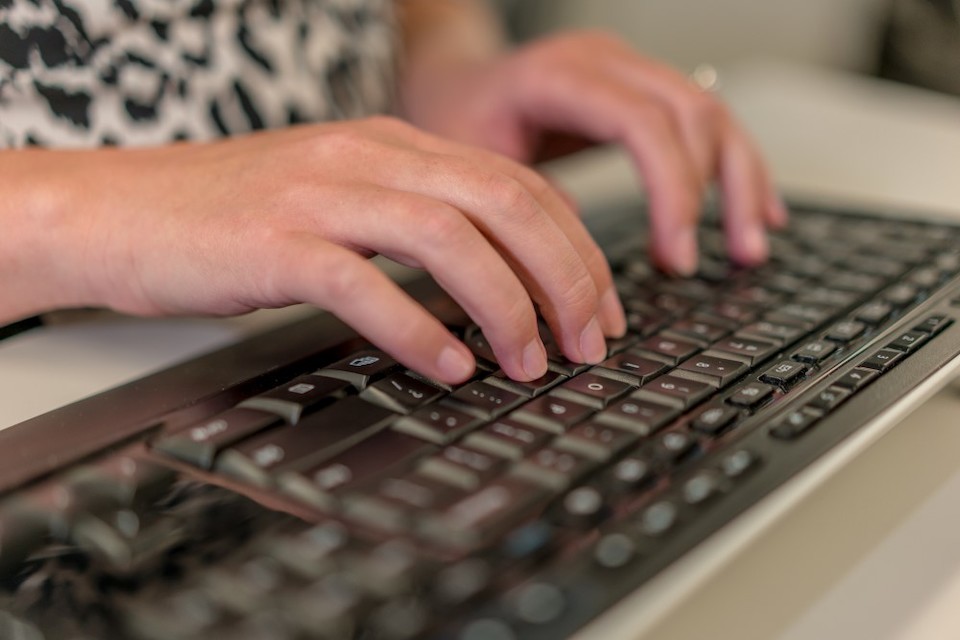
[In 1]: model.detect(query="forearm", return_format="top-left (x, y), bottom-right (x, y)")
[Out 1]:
top-left (0, 150), bottom-right (94, 323)
top-left (395, 0), bottom-right (507, 118)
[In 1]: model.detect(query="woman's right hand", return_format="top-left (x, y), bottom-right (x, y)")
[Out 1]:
top-left (5, 116), bottom-right (625, 384)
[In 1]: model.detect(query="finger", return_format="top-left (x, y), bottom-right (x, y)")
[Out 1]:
top-left (311, 186), bottom-right (549, 381)
top-left (275, 233), bottom-right (476, 384)
top-left (429, 138), bottom-right (627, 338)
top-left (515, 68), bottom-right (703, 275)
top-left (368, 148), bottom-right (608, 364)
top-left (717, 126), bottom-right (771, 265)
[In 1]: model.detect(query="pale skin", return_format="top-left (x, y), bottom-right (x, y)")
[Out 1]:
top-left (0, 0), bottom-right (786, 385)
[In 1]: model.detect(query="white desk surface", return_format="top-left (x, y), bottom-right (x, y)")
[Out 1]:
top-left (2, 58), bottom-right (960, 639)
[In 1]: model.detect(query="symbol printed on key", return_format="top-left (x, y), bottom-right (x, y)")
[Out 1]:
top-left (587, 382), bottom-right (605, 391)
top-left (349, 356), bottom-right (380, 368)
top-left (622, 403), bottom-right (639, 415)
top-left (742, 387), bottom-right (760, 397)
top-left (776, 364), bottom-right (793, 374)
top-left (288, 383), bottom-right (315, 395)
top-left (703, 409), bottom-right (724, 423)
top-left (549, 403), bottom-right (567, 415)
top-left (252, 444), bottom-right (285, 467)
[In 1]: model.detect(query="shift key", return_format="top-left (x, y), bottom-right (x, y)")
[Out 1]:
top-left (214, 397), bottom-right (397, 487)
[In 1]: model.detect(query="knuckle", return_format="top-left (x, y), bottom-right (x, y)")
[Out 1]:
top-left (417, 204), bottom-right (472, 249)
top-left (317, 253), bottom-right (366, 303)
top-left (485, 173), bottom-right (541, 222)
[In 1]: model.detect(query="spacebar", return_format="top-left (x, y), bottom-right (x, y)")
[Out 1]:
top-left (214, 397), bottom-right (398, 484)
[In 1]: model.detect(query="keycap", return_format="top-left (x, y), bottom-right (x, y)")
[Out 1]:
top-left (434, 558), bottom-right (493, 605)
top-left (595, 397), bottom-right (679, 435)
top-left (593, 532), bottom-right (638, 569)
top-left (726, 382), bottom-right (776, 408)
top-left (791, 340), bottom-right (837, 364)
top-left (767, 303), bottom-right (834, 327)
top-left (887, 330), bottom-right (927, 353)
top-left (510, 395), bottom-right (594, 432)
top-left (507, 581), bottom-right (567, 625)
top-left (486, 369), bottom-right (566, 397)
top-left (675, 354), bottom-right (748, 387)
top-left (908, 266), bottom-right (940, 289)
top-left (500, 520), bottom-right (555, 562)
top-left (360, 373), bottom-right (444, 414)
top-left (418, 445), bottom-right (508, 490)
top-left (635, 375), bottom-right (713, 409)
top-left (833, 367), bottom-right (879, 391)
top-left (420, 476), bottom-right (549, 549)
top-left (594, 352), bottom-right (667, 386)
top-left (708, 300), bottom-right (759, 324)
top-left (855, 301), bottom-right (893, 325)
top-left (759, 360), bottom-right (809, 387)
top-left (654, 430), bottom-right (697, 463)
top-left (825, 319), bottom-right (866, 342)
top-left (355, 474), bottom-right (466, 525)
top-left (315, 350), bottom-right (400, 390)
top-left (238, 375), bottom-right (351, 423)
top-left (556, 423), bottom-right (638, 461)
top-left (720, 449), bottom-right (758, 479)
top-left (393, 405), bottom-right (481, 445)
top-left (279, 429), bottom-right (435, 507)
top-left (463, 330), bottom-right (499, 367)
top-left (666, 317), bottom-right (730, 343)
top-left (739, 320), bottom-right (804, 344)
top-left (883, 283), bottom-right (919, 307)
top-left (707, 336), bottom-right (779, 366)
top-left (551, 373), bottom-right (632, 409)
top-left (214, 397), bottom-right (396, 485)
top-left (447, 382), bottom-right (524, 419)
top-left (153, 408), bottom-right (282, 469)
top-left (914, 315), bottom-right (952, 335)
top-left (860, 348), bottom-right (904, 372)
top-left (683, 472), bottom-right (721, 505)
top-left (689, 404), bottom-right (740, 435)
top-left (513, 447), bottom-right (598, 491)
top-left (558, 486), bottom-right (607, 528)
top-left (634, 335), bottom-right (700, 365)
top-left (769, 407), bottom-right (822, 440)
top-left (464, 420), bottom-right (553, 461)
top-left (638, 500), bottom-right (678, 537)
top-left (807, 386), bottom-right (852, 412)
top-left (607, 455), bottom-right (655, 491)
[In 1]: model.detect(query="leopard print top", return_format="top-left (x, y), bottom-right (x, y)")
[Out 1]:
top-left (0, 0), bottom-right (397, 148)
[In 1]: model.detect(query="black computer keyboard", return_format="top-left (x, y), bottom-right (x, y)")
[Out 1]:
top-left (3, 203), bottom-right (960, 640)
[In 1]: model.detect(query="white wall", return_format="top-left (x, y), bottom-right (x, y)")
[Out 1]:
top-left (516, 0), bottom-right (892, 75)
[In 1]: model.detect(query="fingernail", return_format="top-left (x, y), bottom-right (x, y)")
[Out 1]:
top-left (673, 227), bottom-right (699, 277)
top-left (598, 288), bottom-right (627, 338)
top-left (437, 344), bottom-right (475, 382)
top-left (579, 317), bottom-right (607, 364)
top-left (522, 339), bottom-right (548, 380)
top-left (743, 224), bottom-right (769, 263)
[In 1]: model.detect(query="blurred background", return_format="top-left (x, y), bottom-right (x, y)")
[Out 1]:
top-left (495, 0), bottom-right (960, 98)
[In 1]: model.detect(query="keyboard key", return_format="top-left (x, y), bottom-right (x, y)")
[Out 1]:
top-left (883, 283), bottom-right (919, 307)
top-left (447, 382), bottom-right (525, 419)
top-left (393, 405), bottom-right (481, 445)
top-left (420, 477), bottom-right (550, 549)
top-left (767, 303), bottom-right (835, 327)
top-left (708, 336), bottom-right (779, 366)
top-left (834, 367), bottom-right (879, 391)
top-left (513, 447), bottom-right (598, 491)
top-left (634, 335), bottom-right (701, 365)
top-left (238, 375), bottom-right (351, 423)
top-left (825, 320), bottom-right (866, 342)
top-left (638, 500), bottom-right (678, 537)
top-left (683, 472), bottom-right (721, 505)
top-left (607, 455), bottom-right (656, 491)
top-left (214, 397), bottom-right (396, 485)
top-left (887, 330), bottom-right (927, 353)
top-left (759, 360), bottom-right (809, 387)
top-left (464, 420), bottom-right (554, 461)
top-left (345, 475), bottom-right (467, 533)
top-left (654, 430), bottom-right (697, 463)
top-left (675, 354), bottom-right (747, 387)
top-left (791, 340), bottom-right (837, 364)
top-left (556, 423), bottom-right (638, 461)
top-left (594, 352), bottom-right (667, 386)
top-left (361, 373), bottom-right (444, 415)
top-left (551, 373), bottom-right (632, 409)
top-left (486, 369), bottom-right (566, 397)
top-left (593, 532), bottom-right (638, 569)
top-left (463, 330), bottom-right (499, 367)
top-left (739, 320), bottom-right (804, 344)
top-left (726, 382), bottom-right (776, 409)
top-left (807, 386), bottom-right (852, 413)
top-left (511, 395), bottom-right (594, 433)
top-left (315, 350), bottom-right (400, 390)
top-left (557, 486), bottom-right (607, 529)
top-left (720, 449), bottom-right (759, 479)
top-left (855, 301), bottom-right (893, 325)
top-left (595, 397), bottom-right (679, 435)
top-left (914, 315), bottom-right (952, 335)
top-left (418, 445), bottom-right (508, 491)
top-left (689, 404), bottom-right (740, 436)
top-left (860, 348), bottom-right (904, 372)
top-left (153, 408), bottom-right (282, 469)
top-left (635, 375), bottom-right (713, 409)
top-left (666, 318), bottom-right (730, 343)
top-left (769, 407), bottom-right (822, 440)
